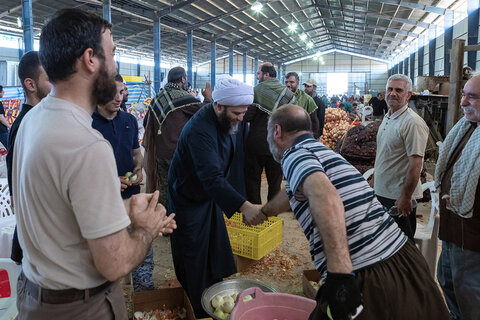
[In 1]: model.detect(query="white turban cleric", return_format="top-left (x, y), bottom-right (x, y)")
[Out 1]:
top-left (212, 75), bottom-right (254, 106)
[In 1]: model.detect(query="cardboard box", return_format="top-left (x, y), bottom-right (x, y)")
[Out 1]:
top-left (302, 269), bottom-right (321, 299)
top-left (133, 287), bottom-right (196, 320)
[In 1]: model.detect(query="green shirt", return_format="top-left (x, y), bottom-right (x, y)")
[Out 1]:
top-left (294, 90), bottom-right (318, 114)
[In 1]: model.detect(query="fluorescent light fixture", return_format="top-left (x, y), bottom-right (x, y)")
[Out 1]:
top-left (251, 1), bottom-right (263, 12)
top-left (299, 33), bottom-right (307, 41)
top-left (17, 17), bottom-right (22, 28)
top-left (288, 22), bottom-right (298, 32)
top-left (306, 41), bottom-right (313, 48)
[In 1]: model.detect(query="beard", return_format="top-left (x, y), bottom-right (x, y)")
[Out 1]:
top-left (36, 85), bottom-right (50, 101)
top-left (267, 127), bottom-right (282, 163)
top-left (217, 109), bottom-right (239, 135)
top-left (93, 61), bottom-right (117, 106)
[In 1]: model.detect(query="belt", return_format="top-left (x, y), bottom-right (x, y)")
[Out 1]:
top-left (23, 273), bottom-right (113, 304)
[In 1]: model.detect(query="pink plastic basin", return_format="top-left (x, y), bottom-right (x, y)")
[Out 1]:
top-left (230, 287), bottom-right (316, 320)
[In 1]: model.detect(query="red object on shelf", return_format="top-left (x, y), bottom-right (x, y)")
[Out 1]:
top-left (0, 269), bottom-right (12, 298)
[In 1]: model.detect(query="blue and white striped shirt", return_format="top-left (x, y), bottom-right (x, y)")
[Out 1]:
top-left (281, 134), bottom-right (407, 277)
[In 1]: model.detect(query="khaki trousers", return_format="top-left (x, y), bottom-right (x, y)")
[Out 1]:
top-left (16, 272), bottom-right (127, 320)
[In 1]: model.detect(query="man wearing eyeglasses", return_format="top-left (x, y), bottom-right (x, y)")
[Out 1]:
top-left (435, 74), bottom-right (480, 320)
top-left (373, 74), bottom-right (428, 240)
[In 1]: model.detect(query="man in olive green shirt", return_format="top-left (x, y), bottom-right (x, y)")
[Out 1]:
top-left (285, 72), bottom-right (319, 137)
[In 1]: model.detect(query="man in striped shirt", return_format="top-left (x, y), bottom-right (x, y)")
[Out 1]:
top-left (260, 104), bottom-right (449, 319)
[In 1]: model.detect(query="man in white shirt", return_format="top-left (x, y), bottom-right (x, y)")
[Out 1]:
top-left (13, 8), bottom-right (176, 319)
top-left (374, 74), bottom-right (429, 240)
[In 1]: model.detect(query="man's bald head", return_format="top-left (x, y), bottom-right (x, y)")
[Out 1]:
top-left (267, 104), bottom-right (312, 162)
top-left (269, 104), bottom-right (312, 134)
top-left (257, 62), bottom-right (276, 82)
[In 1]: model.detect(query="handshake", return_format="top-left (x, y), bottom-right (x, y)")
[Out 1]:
top-left (239, 201), bottom-right (269, 226)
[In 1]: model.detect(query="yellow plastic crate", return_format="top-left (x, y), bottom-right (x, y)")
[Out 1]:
top-left (224, 212), bottom-right (283, 260)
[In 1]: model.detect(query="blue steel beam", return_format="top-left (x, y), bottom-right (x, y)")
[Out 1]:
top-left (404, 57), bottom-right (408, 76)
top-left (254, 57), bottom-right (258, 86)
top-left (399, 61), bottom-right (404, 75)
top-left (243, 52), bottom-right (247, 83)
top-left (154, 17), bottom-right (161, 93)
top-left (103, 0), bottom-right (111, 22)
top-left (137, 57), bottom-right (141, 77)
top-left (21, 0), bottom-right (34, 53)
top-left (444, 10), bottom-right (454, 75)
top-left (429, 39), bottom-right (436, 76)
top-left (467, 0), bottom-right (479, 69)
top-left (229, 45), bottom-right (234, 76)
top-left (418, 45), bottom-right (425, 76)
top-left (211, 37), bottom-right (216, 89)
top-left (187, 30), bottom-right (193, 84)
top-left (410, 53), bottom-right (415, 83)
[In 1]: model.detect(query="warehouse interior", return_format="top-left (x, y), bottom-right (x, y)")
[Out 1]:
top-left (1, 0), bottom-right (479, 320)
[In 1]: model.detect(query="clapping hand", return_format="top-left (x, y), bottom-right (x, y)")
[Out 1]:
top-left (201, 82), bottom-right (213, 102)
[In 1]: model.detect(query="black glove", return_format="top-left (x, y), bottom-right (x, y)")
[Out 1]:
top-left (320, 272), bottom-right (362, 320)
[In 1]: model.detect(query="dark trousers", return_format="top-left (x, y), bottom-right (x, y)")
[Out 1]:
top-left (308, 241), bottom-right (450, 320)
top-left (156, 158), bottom-right (172, 207)
top-left (245, 151), bottom-right (282, 204)
top-left (376, 195), bottom-right (417, 240)
top-left (11, 227), bottom-right (22, 264)
top-left (0, 131), bottom-right (8, 149)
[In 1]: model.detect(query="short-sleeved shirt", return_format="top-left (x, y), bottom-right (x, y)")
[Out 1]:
top-left (92, 109), bottom-right (140, 199)
top-left (282, 134), bottom-right (407, 277)
top-left (0, 100), bottom-right (8, 133)
top-left (13, 95), bottom-right (131, 289)
top-left (374, 105), bottom-right (429, 199)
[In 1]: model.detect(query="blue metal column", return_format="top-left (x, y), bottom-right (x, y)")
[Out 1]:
top-left (444, 9), bottom-right (454, 75)
top-left (194, 70), bottom-right (197, 89)
top-left (187, 29), bottom-right (193, 84)
top-left (254, 57), bottom-right (258, 86)
top-left (154, 17), bottom-right (161, 93)
top-left (277, 62), bottom-right (282, 80)
top-left (103, 0), bottom-right (111, 22)
top-left (418, 35), bottom-right (425, 76)
top-left (22, 0), bottom-right (34, 53)
top-left (137, 57), bottom-right (141, 77)
top-left (399, 60), bottom-right (403, 74)
top-left (404, 57), bottom-right (408, 75)
top-left (282, 65), bottom-right (286, 81)
top-left (211, 37), bottom-right (216, 89)
top-left (18, 38), bottom-right (24, 60)
top-left (467, 0), bottom-right (479, 69)
top-left (229, 44), bottom-right (234, 76)
top-left (410, 53), bottom-right (415, 83)
top-left (243, 52), bottom-right (247, 83)
top-left (428, 25), bottom-right (436, 76)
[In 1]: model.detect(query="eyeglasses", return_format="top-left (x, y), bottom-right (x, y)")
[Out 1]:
top-left (461, 92), bottom-right (480, 100)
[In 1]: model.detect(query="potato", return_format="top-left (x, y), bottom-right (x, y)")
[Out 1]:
top-left (211, 295), bottom-right (224, 309)
top-left (242, 294), bottom-right (253, 302)
top-left (222, 300), bottom-right (235, 313)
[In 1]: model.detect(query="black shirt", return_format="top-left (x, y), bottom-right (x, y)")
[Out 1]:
top-left (7, 103), bottom-right (34, 264)
top-left (7, 104), bottom-right (34, 194)
top-left (369, 97), bottom-right (388, 116)
top-left (0, 101), bottom-right (8, 133)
